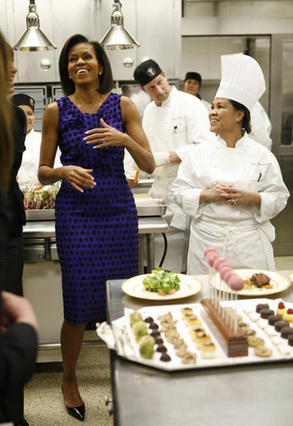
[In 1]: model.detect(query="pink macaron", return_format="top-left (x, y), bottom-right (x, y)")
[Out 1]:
top-left (205, 252), bottom-right (218, 267)
top-left (213, 257), bottom-right (226, 271)
top-left (204, 247), bottom-right (218, 258)
top-left (223, 269), bottom-right (235, 283)
top-left (219, 265), bottom-right (233, 280)
top-left (228, 275), bottom-right (244, 291)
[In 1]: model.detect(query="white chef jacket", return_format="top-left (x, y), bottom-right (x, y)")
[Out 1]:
top-left (17, 129), bottom-right (62, 190)
top-left (250, 101), bottom-right (272, 150)
top-left (142, 86), bottom-right (211, 207)
top-left (201, 98), bottom-right (211, 112)
top-left (141, 87), bottom-right (211, 272)
top-left (17, 129), bottom-right (42, 190)
top-left (172, 133), bottom-right (289, 274)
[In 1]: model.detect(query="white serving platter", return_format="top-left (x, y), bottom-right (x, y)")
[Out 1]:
top-left (98, 298), bottom-right (293, 372)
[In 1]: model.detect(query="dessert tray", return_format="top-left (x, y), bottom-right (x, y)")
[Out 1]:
top-left (211, 269), bottom-right (291, 297)
top-left (97, 298), bottom-right (293, 372)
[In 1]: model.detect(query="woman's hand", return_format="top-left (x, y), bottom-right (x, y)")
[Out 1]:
top-left (62, 165), bottom-right (96, 193)
top-left (83, 118), bottom-right (126, 148)
top-left (225, 187), bottom-right (261, 209)
top-left (169, 151), bottom-right (181, 164)
top-left (200, 183), bottom-right (232, 203)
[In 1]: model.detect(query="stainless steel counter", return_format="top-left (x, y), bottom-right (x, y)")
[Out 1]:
top-left (23, 215), bottom-right (167, 237)
top-left (106, 271), bottom-right (293, 426)
top-left (23, 216), bottom-right (168, 273)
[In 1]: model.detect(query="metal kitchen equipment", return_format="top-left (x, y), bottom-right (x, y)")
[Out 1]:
top-left (100, 0), bottom-right (140, 50)
top-left (13, 0), bottom-right (56, 51)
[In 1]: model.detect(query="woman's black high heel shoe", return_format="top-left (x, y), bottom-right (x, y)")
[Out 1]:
top-left (61, 384), bottom-right (85, 421)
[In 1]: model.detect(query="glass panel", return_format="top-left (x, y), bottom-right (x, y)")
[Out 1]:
top-left (281, 40), bottom-right (293, 146)
top-left (271, 37), bottom-right (293, 256)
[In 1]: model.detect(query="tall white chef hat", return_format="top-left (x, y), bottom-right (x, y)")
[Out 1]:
top-left (215, 53), bottom-right (266, 112)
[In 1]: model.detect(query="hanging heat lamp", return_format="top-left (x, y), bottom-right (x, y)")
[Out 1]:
top-left (100, 0), bottom-right (140, 50)
top-left (13, 0), bottom-right (57, 51)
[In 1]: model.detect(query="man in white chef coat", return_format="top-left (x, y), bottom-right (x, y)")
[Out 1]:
top-left (12, 93), bottom-right (62, 190)
top-left (132, 59), bottom-right (211, 272)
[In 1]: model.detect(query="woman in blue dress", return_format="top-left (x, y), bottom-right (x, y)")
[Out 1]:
top-left (38, 34), bottom-right (155, 421)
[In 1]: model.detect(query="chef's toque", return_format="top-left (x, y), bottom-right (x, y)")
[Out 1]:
top-left (215, 54), bottom-right (266, 112)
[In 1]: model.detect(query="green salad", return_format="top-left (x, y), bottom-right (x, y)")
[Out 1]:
top-left (142, 267), bottom-right (181, 295)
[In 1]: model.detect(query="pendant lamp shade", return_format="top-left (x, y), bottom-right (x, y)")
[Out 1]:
top-left (13, 0), bottom-right (56, 51)
top-left (100, 1), bottom-right (140, 50)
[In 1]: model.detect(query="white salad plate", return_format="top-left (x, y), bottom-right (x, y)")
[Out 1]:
top-left (121, 274), bottom-right (203, 301)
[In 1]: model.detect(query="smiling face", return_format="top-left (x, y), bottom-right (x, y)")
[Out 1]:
top-left (18, 105), bottom-right (34, 134)
top-left (67, 42), bottom-right (103, 87)
top-left (142, 72), bottom-right (171, 106)
top-left (209, 98), bottom-right (245, 142)
top-left (184, 79), bottom-right (200, 96)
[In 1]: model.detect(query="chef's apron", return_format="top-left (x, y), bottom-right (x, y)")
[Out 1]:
top-left (187, 218), bottom-right (275, 275)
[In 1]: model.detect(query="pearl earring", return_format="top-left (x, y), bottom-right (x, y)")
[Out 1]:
top-left (99, 71), bottom-right (103, 75)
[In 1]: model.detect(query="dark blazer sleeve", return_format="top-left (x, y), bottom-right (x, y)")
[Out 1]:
top-left (5, 105), bottom-right (27, 236)
top-left (0, 323), bottom-right (38, 397)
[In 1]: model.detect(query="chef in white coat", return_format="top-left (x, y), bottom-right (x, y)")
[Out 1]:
top-left (172, 55), bottom-right (289, 275)
top-left (183, 72), bottom-right (211, 112)
top-left (11, 94), bottom-right (42, 189)
top-left (250, 101), bottom-right (272, 150)
top-left (132, 59), bottom-right (211, 272)
top-left (12, 93), bottom-right (62, 190)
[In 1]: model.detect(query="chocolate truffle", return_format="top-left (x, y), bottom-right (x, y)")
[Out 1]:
top-left (260, 308), bottom-right (274, 319)
top-left (280, 326), bottom-right (293, 339)
top-left (156, 344), bottom-right (168, 353)
top-left (160, 353), bottom-right (171, 362)
top-left (150, 330), bottom-right (160, 338)
top-left (268, 315), bottom-right (282, 325)
top-left (256, 303), bottom-right (269, 313)
top-left (149, 322), bottom-right (159, 330)
top-left (155, 337), bottom-right (164, 345)
top-left (275, 320), bottom-right (289, 332)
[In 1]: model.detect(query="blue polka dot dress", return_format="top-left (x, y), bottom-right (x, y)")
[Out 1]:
top-left (55, 94), bottom-right (138, 324)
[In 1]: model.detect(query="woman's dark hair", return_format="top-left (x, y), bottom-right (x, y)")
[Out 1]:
top-left (0, 33), bottom-right (13, 192)
top-left (58, 34), bottom-right (113, 96)
top-left (230, 99), bottom-right (251, 134)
